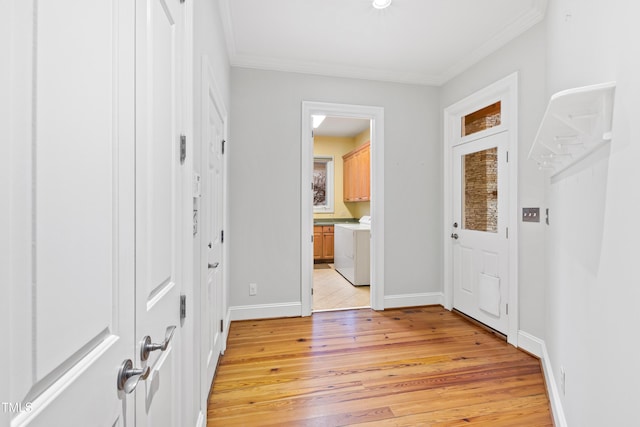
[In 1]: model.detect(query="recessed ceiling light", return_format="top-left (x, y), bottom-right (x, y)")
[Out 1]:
top-left (372, 0), bottom-right (392, 9)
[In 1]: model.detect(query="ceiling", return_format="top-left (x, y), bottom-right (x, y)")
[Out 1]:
top-left (314, 116), bottom-right (370, 137)
top-left (219, 0), bottom-right (547, 86)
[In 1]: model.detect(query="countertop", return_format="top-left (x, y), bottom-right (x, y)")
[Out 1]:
top-left (313, 218), bottom-right (360, 226)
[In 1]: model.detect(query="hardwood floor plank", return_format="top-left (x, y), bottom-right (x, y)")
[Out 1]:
top-left (208, 307), bottom-right (552, 426)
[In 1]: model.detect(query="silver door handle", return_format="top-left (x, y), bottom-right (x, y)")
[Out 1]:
top-left (451, 233), bottom-right (459, 239)
top-left (208, 262), bottom-right (219, 269)
top-left (140, 325), bottom-right (176, 361)
top-left (117, 359), bottom-right (150, 394)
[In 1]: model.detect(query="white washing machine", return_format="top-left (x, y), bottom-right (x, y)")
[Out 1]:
top-left (334, 217), bottom-right (370, 286)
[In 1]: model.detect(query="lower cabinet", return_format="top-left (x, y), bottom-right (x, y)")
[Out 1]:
top-left (314, 225), bottom-right (334, 261)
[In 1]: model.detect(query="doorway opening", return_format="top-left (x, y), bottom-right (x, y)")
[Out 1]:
top-left (301, 102), bottom-right (385, 316)
top-left (312, 116), bottom-right (371, 311)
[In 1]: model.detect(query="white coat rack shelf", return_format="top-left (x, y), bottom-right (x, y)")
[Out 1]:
top-left (528, 82), bottom-right (616, 175)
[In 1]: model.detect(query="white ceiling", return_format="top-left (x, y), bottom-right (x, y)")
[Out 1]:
top-left (219, 0), bottom-right (547, 86)
top-left (314, 116), bottom-right (370, 137)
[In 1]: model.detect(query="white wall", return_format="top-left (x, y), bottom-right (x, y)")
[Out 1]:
top-left (440, 22), bottom-right (548, 339)
top-left (228, 68), bottom-right (441, 310)
top-left (544, 1), bottom-right (640, 425)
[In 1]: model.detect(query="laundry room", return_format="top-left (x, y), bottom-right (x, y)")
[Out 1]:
top-left (312, 116), bottom-right (371, 311)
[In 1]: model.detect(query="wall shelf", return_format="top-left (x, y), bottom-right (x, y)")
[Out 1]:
top-left (528, 82), bottom-right (616, 175)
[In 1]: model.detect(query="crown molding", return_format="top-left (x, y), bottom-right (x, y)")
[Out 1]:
top-left (219, 0), bottom-right (548, 87)
top-left (230, 54), bottom-right (443, 86)
top-left (438, 0), bottom-right (548, 85)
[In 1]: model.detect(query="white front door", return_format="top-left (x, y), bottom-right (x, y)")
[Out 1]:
top-left (201, 74), bottom-right (225, 401)
top-left (134, 0), bottom-right (184, 425)
top-left (452, 131), bottom-right (509, 334)
top-left (5, 1), bottom-right (136, 426)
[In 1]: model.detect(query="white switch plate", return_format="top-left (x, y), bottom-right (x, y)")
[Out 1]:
top-left (249, 283), bottom-right (257, 296)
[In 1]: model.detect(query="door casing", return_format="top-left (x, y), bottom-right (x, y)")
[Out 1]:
top-left (301, 102), bottom-right (385, 314)
top-left (443, 73), bottom-right (519, 345)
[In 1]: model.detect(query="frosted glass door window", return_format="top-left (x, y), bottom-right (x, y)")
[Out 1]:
top-left (463, 147), bottom-right (498, 233)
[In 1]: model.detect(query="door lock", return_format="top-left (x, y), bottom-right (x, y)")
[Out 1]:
top-left (451, 233), bottom-right (459, 239)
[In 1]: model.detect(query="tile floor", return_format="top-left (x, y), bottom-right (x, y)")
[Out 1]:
top-left (312, 263), bottom-right (370, 311)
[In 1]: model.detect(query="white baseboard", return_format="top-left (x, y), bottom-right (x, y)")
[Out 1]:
top-left (517, 330), bottom-right (544, 357)
top-left (384, 292), bottom-right (443, 309)
top-left (540, 340), bottom-right (568, 427)
top-left (228, 302), bottom-right (302, 321)
top-left (221, 309), bottom-right (232, 354)
top-left (517, 331), bottom-right (567, 427)
top-left (195, 411), bottom-right (205, 427)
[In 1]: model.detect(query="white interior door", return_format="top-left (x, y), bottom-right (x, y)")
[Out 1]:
top-left (452, 131), bottom-right (509, 334)
top-left (201, 86), bottom-right (225, 401)
top-left (5, 1), bottom-right (136, 425)
top-left (135, 0), bottom-right (184, 425)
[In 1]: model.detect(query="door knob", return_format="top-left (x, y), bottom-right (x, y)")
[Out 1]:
top-left (117, 359), bottom-right (150, 393)
top-left (208, 262), bottom-right (219, 269)
top-left (140, 325), bottom-right (177, 361)
top-left (451, 233), bottom-right (459, 239)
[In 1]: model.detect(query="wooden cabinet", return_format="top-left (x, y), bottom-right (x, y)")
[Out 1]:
top-left (343, 142), bottom-right (370, 202)
top-left (313, 226), bottom-right (323, 260)
top-left (323, 230), bottom-right (334, 259)
top-left (313, 225), bottom-right (334, 261)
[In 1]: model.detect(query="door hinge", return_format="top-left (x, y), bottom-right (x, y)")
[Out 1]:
top-left (180, 134), bottom-right (186, 165)
top-left (222, 139), bottom-right (225, 155)
top-left (311, 288), bottom-right (314, 295)
top-left (506, 227), bottom-right (509, 238)
top-left (311, 235), bottom-right (314, 243)
top-left (311, 130), bottom-right (314, 138)
top-left (546, 208), bottom-right (550, 225)
top-left (506, 151), bottom-right (509, 163)
top-left (506, 303), bottom-right (509, 315)
top-left (220, 319), bottom-right (224, 333)
top-left (180, 294), bottom-right (187, 320)
top-left (221, 230), bottom-right (224, 243)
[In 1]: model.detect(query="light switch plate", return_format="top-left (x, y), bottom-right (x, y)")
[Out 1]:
top-left (522, 207), bottom-right (540, 222)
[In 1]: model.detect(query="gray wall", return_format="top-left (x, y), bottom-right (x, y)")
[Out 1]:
top-left (544, 0), bottom-right (640, 425)
top-left (207, 1), bottom-right (640, 423)
top-left (440, 22), bottom-right (548, 339)
top-left (228, 69), bottom-right (441, 309)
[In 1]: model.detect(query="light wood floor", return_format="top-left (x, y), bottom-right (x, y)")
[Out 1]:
top-left (313, 263), bottom-right (370, 311)
top-left (207, 306), bottom-right (552, 426)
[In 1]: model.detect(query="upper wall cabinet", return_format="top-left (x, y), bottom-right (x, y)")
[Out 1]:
top-left (343, 141), bottom-right (370, 202)
top-left (528, 82), bottom-right (616, 175)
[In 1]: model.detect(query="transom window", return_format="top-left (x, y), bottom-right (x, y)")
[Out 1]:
top-left (462, 101), bottom-right (501, 137)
